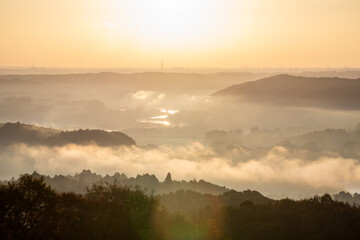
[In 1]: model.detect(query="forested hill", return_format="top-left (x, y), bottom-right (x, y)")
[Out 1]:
top-left (2, 174), bottom-right (360, 240)
top-left (27, 170), bottom-right (230, 196)
top-left (3, 171), bottom-right (272, 215)
top-left (0, 122), bottom-right (136, 146)
top-left (213, 74), bottom-right (360, 110)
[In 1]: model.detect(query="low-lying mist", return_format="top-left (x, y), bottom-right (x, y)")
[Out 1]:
top-left (2, 73), bottom-right (360, 136)
top-left (2, 73), bottom-right (360, 199)
top-left (2, 142), bottom-right (360, 199)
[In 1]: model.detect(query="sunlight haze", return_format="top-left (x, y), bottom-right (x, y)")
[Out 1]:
top-left (1, 0), bottom-right (359, 68)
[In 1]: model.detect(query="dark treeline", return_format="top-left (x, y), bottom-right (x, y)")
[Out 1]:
top-left (0, 175), bottom-right (156, 240)
top-left (25, 170), bottom-right (230, 196)
top-left (2, 175), bottom-right (360, 240)
top-left (159, 189), bottom-right (271, 218)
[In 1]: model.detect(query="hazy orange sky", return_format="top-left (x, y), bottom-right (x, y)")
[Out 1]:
top-left (1, 0), bottom-right (359, 68)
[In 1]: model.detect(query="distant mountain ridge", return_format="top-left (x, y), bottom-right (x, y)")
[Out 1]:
top-left (0, 71), bottom-right (271, 94)
top-left (3, 170), bottom-right (272, 211)
top-left (213, 74), bottom-right (360, 109)
top-left (27, 170), bottom-right (231, 196)
top-left (0, 122), bottom-right (136, 146)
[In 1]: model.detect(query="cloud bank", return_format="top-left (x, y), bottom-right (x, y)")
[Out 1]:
top-left (1, 143), bottom-right (360, 198)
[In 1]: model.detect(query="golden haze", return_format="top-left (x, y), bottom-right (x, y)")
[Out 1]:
top-left (0, 0), bottom-right (359, 68)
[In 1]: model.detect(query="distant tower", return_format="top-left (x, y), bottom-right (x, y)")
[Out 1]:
top-left (164, 172), bottom-right (172, 183)
top-left (161, 60), bottom-right (164, 72)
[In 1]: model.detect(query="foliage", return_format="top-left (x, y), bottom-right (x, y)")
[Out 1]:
top-left (2, 176), bottom-right (360, 240)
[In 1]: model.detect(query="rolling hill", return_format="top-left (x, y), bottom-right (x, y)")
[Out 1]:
top-left (0, 122), bottom-right (136, 146)
top-left (213, 74), bottom-right (360, 109)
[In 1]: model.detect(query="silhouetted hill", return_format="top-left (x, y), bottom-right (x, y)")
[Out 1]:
top-left (284, 128), bottom-right (359, 150)
top-left (0, 122), bottom-right (136, 146)
top-left (334, 191), bottom-right (360, 206)
top-left (277, 127), bottom-right (360, 159)
top-left (213, 74), bottom-right (360, 109)
top-left (203, 125), bottom-right (360, 161)
top-left (4, 175), bottom-right (359, 240)
top-left (3, 170), bottom-right (271, 214)
top-left (33, 170), bottom-right (230, 196)
top-left (160, 189), bottom-right (272, 217)
top-left (0, 72), bottom-right (270, 94)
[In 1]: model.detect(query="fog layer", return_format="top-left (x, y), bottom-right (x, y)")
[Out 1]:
top-left (2, 142), bottom-right (360, 199)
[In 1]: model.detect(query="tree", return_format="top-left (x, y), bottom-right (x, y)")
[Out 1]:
top-left (0, 175), bottom-right (57, 239)
top-left (85, 181), bottom-right (157, 239)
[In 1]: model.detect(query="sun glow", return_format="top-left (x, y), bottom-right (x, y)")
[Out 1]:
top-left (123, 0), bottom-right (222, 49)
top-left (1, 0), bottom-right (360, 67)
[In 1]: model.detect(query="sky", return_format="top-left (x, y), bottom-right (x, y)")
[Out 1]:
top-left (0, 0), bottom-right (359, 68)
